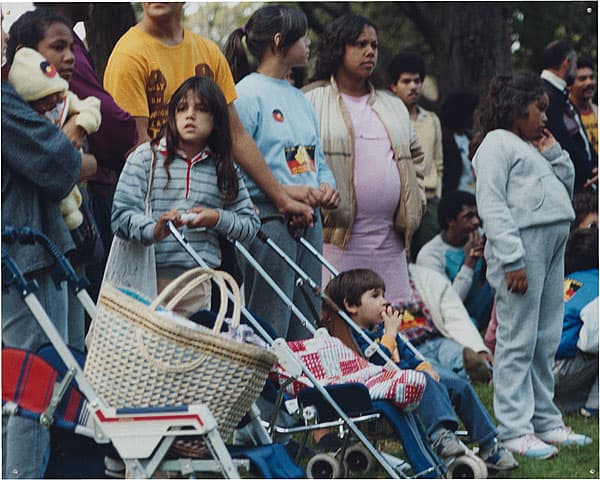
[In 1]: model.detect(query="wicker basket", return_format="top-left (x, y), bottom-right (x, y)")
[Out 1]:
top-left (84, 268), bottom-right (276, 448)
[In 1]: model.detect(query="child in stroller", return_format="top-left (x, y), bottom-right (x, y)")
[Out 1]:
top-left (324, 268), bottom-right (519, 473)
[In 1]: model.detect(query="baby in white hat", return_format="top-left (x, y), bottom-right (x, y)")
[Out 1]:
top-left (8, 47), bottom-right (102, 231)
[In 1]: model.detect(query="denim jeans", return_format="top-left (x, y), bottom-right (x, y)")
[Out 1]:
top-left (2, 270), bottom-right (70, 478)
top-left (417, 335), bottom-right (469, 381)
top-left (417, 371), bottom-right (498, 448)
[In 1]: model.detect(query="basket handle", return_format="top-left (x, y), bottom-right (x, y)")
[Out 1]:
top-left (150, 267), bottom-right (228, 334)
top-left (212, 270), bottom-right (242, 327)
top-left (157, 269), bottom-right (242, 328)
top-left (135, 329), bottom-right (208, 373)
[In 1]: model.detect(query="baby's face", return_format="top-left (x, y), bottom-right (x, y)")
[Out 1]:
top-left (29, 91), bottom-right (65, 115)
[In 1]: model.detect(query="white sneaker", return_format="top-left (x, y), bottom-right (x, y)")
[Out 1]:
top-left (536, 426), bottom-right (592, 446)
top-left (502, 434), bottom-right (558, 459)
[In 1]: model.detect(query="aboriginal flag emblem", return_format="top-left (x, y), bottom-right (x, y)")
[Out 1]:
top-left (272, 109), bottom-right (284, 122)
top-left (40, 61), bottom-right (57, 77)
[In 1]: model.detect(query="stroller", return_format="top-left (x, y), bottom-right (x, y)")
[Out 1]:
top-left (228, 217), bottom-right (490, 479)
top-left (1, 226), bottom-right (303, 479)
top-left (168, 221), bottom-right (449, 479)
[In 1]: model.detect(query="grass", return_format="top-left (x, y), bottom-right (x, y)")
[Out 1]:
top-left (369, 383), bottom-right (599, 479)
top-left (470, 383), bottom-right (599, 479)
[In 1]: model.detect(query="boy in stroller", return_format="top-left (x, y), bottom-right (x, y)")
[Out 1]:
top-left (324, 268), bottom-right (519, 473)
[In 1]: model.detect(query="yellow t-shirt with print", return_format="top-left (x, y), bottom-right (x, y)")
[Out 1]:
top-left (580, 109), bottom-right (598, 156)
top-left (104, 26), bottom-right (236, 140)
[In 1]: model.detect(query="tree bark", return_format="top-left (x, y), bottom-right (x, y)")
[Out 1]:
top-left (400, 2), bottom-right (512, 97)
top-left (84, 3), bottom-right (136, 82)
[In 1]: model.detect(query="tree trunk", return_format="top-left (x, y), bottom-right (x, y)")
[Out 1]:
top-left (401, 2), bottom-right (512, 98)
top-left (84, 3), bottom-right (136, 82)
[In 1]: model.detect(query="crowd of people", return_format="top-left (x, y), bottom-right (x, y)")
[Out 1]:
top-left (1, 3), bottom-right (597, 478)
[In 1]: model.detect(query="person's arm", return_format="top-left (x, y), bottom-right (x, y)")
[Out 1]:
top-left (433, 114), bottom-right (444, 197)
top-left (472, 135), bottom-right (526, 279)
top-left (1, 82), bottom-right (80, 200)
top-left (533, 129), bottom-right (576, 198)
top-left (408, 121), bottom-right (427, 216)
top-left (205, 167), bottom-right (260, 242)
top-left (133, 117), bottom-right (151, 146)
top-left (103, 46), bottom-right (151, 147)
top-left (228, 104), bottom-right (313, 223)
top-left (111, 144), bottom-right (156, 245)
top-left (69, 38), bottom-right (138, 170)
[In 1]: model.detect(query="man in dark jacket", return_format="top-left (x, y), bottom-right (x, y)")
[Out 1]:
top-left (541, 40), bottom-right (597, 191)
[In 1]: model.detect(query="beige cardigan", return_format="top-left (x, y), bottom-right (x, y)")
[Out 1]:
top-left (303, 77), bottom-right (426, 253)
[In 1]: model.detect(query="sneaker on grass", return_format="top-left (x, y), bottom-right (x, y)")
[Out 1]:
top-left (536, 426), bottom-right (592, 446)
top-left (501, 434), bottom-right (558, 459)
top-left (431, 429), bottom-right (467, 458)
top-left (478, 441), bottom-right (519, 471)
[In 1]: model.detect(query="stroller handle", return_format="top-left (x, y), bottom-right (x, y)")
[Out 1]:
top-left (2, 226), bottom-right (89, 294)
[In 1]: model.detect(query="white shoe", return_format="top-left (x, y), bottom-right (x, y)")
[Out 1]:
top-left (536, 426), bottom-right (592, 446)
top-left (501, 434), bottom-right (558, 459)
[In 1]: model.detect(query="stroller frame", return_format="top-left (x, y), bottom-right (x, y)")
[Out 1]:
top-left (283, 223), bottom-right (491, 479)
top-left (1, 227), bottom-right (250, 479)
top-left (168, 221), bottom-right (445, 479)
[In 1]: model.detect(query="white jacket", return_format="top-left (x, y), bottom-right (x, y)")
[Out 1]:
top-left (408, 263), bottom-right (490, 354)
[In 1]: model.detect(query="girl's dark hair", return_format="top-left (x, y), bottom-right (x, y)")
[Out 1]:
top-left (6, 8), bottom-right (69, 66)
top-left (158, 76), bottom-right (238, 202)
top-left (473, 72), bottom-right (546, 149)
top-left (311, 14), bottom-right (377, 82)
top-left (565, 226), bottom-right (599, 275)
top-left (224, 5), bottom-right (307, 83)
top-left (324, 268), bottom-right (386, 314)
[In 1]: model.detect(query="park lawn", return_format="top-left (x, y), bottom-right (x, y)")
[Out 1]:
top-left (368, 383), bottom-right (599, 479)
top-left (471, 382), bottom-right (599, 479)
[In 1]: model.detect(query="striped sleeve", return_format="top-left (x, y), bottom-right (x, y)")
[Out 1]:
top-left (214, 167), bottom-right (259, 242)
top-left (111, 143), bottom-right (156, 245)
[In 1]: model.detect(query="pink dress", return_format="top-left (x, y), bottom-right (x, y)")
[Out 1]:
top-left (323, 93), bottom-right (411, 304)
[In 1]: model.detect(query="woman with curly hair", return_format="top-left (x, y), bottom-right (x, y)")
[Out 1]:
top-left (302, 14), bottom-right (426, 306)
top-left (472, 72), bottom-right (590, 458)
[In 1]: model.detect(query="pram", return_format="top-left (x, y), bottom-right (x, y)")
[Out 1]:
top-left (168, 221), bottom-right (449, 479)
top-left (1, 226), bottom-right (303, 479)
top-left (278, 219), bottom-right (491, 479)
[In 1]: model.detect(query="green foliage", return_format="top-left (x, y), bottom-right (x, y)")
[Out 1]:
top-left (510, 1), bottom-right (598, 72)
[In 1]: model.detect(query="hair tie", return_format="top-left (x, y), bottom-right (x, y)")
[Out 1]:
top-left (241, 25), bottom-right (247, 36)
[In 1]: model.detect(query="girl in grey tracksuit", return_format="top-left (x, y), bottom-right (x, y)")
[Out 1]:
top-left (472, 73), bottom-right (580, 452)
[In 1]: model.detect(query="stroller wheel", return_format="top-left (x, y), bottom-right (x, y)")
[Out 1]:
top-left (307, 453), bottom-right (344, 479)
top-left (447, 451), bottom-right (488, 479)
top-left (343, 443), bottom-right (376, 474)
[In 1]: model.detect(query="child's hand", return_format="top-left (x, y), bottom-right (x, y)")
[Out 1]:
top-left (62, 116), bottom-right (87, 149)
top-left (183, 207), bottom-right (220, 229)
top-left (153, 209), bottom-right (183, 242)
top-left (506, 268), bottom-right (528, 295)
top-left (382, 304), bottom-right (402, 337)
top-left (531, 128), bottom-right (557, 153)
top-left (418, 362), bottom-right (440, 382)
top-left (318, 183), bottom-right (340, 209)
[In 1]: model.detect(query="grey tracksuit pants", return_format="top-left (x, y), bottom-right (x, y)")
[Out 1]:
top-left (485, 222), bottom-right (570, 440)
